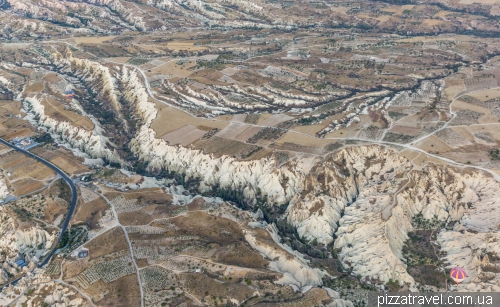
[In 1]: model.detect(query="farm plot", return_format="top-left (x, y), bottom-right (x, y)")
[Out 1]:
top-left (50, 154), bottom-right (89, 175)
top-left (220, 67), bottom-right (241, 76)
top-left (11, 191), bottom-right (67, 221)
top-left (74, 36), bottom-right (116, 44)
top-left (42, 96), bottom-right (94, 131)
top-left (259, 114), bottom-right (294, 127)
top-left (414, 135), bottom-right (453, 154)
top-left (30, 146), bottom-right (64, 161)
top-left (275, 131), bottom-right (328, 148)
top-left (95, 168), bottom-right (143, 185)
top-left (84, 227), bottom-right (130, 259)
top-left (159, 257), bottom-right (212, 273)
top-left (110, 195), bottom-right (148, 213)
top-left (106, 188), bottom-right (172, 205)
top-left (169, 211), bottom-right (244, 245)
top-left (140, 266), bottom-right (178, 292)
top-left (117, 206), bottom-right (182, 226)
top-left (45, 259), bottom-right (62, 276)
top-left (449, 110), bottom-right (483, 126)
top-left (233, 126), bottom-right (263, 142)
top-left (382, 132), bottom-right (417, 144)
top-left (151, 104), bottom-right (228, 136)
top-left (212, 242), bottom-right (269, 269)
top-left (166, 42), bottom-right (207, 51)
top-left (160, 125), bottom-right (206, 146)
top-left (216, 122), bottom-right (254, 139)
top-left (247, 127), bottom-right (287, 144)
top-left (126, 225), bottom-right (167, 235)
top-left (150, 61), bottom-right (196, 78)
top-left (79, 256), bottom-right (136, 287)
top-left (80, 187), bottom-right (100, 203)
top-left (388, 125), bottom-right (422, 136)
top-left (435, 128), bottom-right (473, 147)
top-left (444, 78), bottom-right (465, 100)
top-left (452, 100), bottom-right (491, 115)
top-left (357, 126), bottom-right (384, 141)
top-left (131, 245), bottom-right (172, 263)
top-left (106, 56), bottom-right (132, 63)
top-left (0, 100), bottom-right (23, 117)
top-left (231, 114), bottom-right (247, 122)
top-left (72, 197), bottom-right (109, 230)
top-left (473, 131), bottom-right (497, 145)
top-left (0, 114), bottom-right (33, 140)
top-left (181, 272), bottom-right (255, 303)
top-left (270, 143), bottom-right (323, 155)
top-left (0, 151), bottom-right (56, 195)
top-left (198, 136), bottom-right (255, 157)
top-left (467, 87), bottom-right (500, 101)
top-left (9, 179), bottom-right (45, 196)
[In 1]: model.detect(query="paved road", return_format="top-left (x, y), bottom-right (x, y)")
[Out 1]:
top-left (0, 138), bottom-right (78, 290)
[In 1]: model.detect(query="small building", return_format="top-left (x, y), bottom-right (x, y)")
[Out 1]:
top-left (16, 259), bottom-right (27, 267)
top-left (20, 139), bottom-right (32, 147)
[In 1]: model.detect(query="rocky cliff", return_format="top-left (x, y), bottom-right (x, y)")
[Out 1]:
top-left (23, 96), bottom-right (121, 165)
top-left (0, 207), bottom-right (55, 284)
top-left (287, 145), bottom-right (500, 289)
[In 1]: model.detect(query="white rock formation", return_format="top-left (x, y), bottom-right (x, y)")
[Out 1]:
top-left (130, 125), bottom-right (304, 205)
top-left (0, 76), bottom-right (9, 86)
top-left (125, 66), bottom-right (306, 205)
top-left (22, 96), bottom-right (121, 165)
top-left (0, 207), bottom-right (55, 283)
top-left (0, 174), bottom-right (8, 200)
top-left (0, 269), bottom-right (90, 306)
top-left (244, 224), bottom-right (325, 288)
top-left (287, 145), bottom-right (500, 289)
top-left (52, 48), bottom-right (121, 112)
top-left (118, 66), bottom-right (157, 124)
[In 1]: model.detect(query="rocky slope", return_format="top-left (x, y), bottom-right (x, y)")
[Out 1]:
top-left (0, 269), bottom-right (91, 306)
top-left (22, 96), bottom-right (121, 166)
top-left (245, 224), bottom-right (326, 288)
top-left (117, 64), bottom-right (308, 206)
top-left (0, 207), bottom-right (55, 284)
top-left (286, 145), bottom-right (500, 290)
top-left (52, 48), bottom-right (121, 113)
top-left (17, 50), bottom-right (500, 293)
top-left (0, 175), bottom-right (8, 200)
top-left (23, 51), bottom-right (308, 206)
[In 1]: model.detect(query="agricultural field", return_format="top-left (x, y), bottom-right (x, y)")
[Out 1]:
top-left (32, 146), bottom-right (89, 175)
top-left (0, 150), bottom-right (56, 196)
top-left (10, 179), bottom-right (69, 223)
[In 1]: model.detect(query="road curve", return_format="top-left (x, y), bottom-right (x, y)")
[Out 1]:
top-left (0, 138), bottom-right (78, 290)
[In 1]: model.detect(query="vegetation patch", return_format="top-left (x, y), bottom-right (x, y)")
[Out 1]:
top-left (247, 127), bottom-right (286, 144)
top-left (383, 132), bottom-right (416, 143)
top-left (403, 229), bottom-right (447, 289)
top-left (388, 111), bottom-right (407, 121)
top-left (127, 57), bottom-right (151, 65)
top-left (244, 113), bottom-right (260, 124)
top-left (489, 149), bottom-right (500, 160)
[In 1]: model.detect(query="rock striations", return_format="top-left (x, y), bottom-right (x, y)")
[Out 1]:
top-left (287, 145), bottom-right (500, 290)
top-left (23, 96), bottom-right (121, 166)
top-left (18, 51), bottom-right (500, 292)
top-left (0, 207), bottom-right (55, 284)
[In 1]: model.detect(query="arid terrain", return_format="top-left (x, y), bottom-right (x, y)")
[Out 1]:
top-left (1, 0), bottom-right (500, 306)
